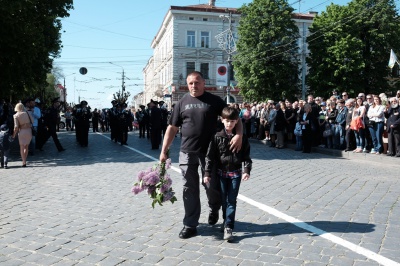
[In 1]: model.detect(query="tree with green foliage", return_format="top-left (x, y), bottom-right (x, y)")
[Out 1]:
top-left (306, 0), bottom-right (400, 97)
top-left (234, 0), bottom-right (300, 102)
top-left (0, 0), bottom-right (73, 102)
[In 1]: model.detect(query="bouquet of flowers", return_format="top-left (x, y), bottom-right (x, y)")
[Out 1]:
top-left (131, 158), bottom-right (177, 208)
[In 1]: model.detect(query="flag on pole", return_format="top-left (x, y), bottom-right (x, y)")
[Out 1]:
top-left (388, 49), bottom-right (399, 69)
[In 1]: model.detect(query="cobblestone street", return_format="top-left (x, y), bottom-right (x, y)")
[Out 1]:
top-left (1, 130), bottom-right (399, 265)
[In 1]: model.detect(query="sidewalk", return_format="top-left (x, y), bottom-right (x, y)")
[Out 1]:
top-left (250, 138), bottom-right (399, 166)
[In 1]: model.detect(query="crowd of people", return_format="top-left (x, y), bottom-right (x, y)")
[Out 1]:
top-left (2, 87), bottom-right (400, 169)
top-left (0, 97), bottom-right (67, 168)
top-left (229, 90), bottom-right (400, 156)
top-left (0, 96), bottom-right (175, 168)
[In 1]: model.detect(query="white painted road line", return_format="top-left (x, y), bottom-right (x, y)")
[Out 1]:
top-left (99, 133), bottom-right (400, 266)
top-left (238, 194), bottom-right (400, 266)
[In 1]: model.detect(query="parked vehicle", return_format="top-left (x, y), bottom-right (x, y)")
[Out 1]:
top-left (59, 113), bottom-right (66, 129)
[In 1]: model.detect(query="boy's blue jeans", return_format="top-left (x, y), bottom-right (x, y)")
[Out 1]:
top-left (0, 149), bottom-right (10, 167)
top-left (220, 175), bottom-right (242, 230)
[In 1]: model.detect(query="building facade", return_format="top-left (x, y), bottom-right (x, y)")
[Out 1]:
top-left (142, 1), bottom-right (315, 108)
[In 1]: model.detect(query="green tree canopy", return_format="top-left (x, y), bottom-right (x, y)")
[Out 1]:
top-left (234, 0), bottom-right (300, 102)
top-left (0, 0), bottom-right (73, 102)
top-left (306, 0), bottom-right (400, 97)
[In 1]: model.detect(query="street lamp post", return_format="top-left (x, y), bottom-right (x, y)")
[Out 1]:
top-left (216, 10), bottom-right (236, 104)
top-left (63, 73), bottom-right (76, 111)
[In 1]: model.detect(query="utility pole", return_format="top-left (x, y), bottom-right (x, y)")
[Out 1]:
top-left (109, 62), bottom-right (126, 96)
top-left (122, 69), bottom-right (125, 95)
top-left (216, 10), bottom-right (236, 104)
top-left (301, 22), bottom-right (307, 100)
top-left (63, 73), bottom-right (75, 111)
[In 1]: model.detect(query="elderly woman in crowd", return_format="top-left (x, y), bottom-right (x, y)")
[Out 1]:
top-left (267, 102), bottom-right (277, 147)
top-left (12, 103), bottom-right (33, 167)
top-left (384, 97), bottom-right (400, 157)
top-left (351, 97), bottom-right (367, 153)
top-left (367, 95), bottom-right (385, 154)
top-left (274, 103), bottom-right (286, 149)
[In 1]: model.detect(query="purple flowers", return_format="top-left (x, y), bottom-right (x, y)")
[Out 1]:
top-left (131, 159), bottom-right (177, 208)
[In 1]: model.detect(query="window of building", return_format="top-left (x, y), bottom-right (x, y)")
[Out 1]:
top-left (200, 31), bottom-right (210, 48)
top-left (200, 63), bottom-right (209, 79)
top-left (187, 31), bottom-right (195, 47)
top-left (203, 18), bottom-right (208, 21)
top-left (189, 17), bottom-right (194, 20)
top-left (186, 62), bottom-right (195, 76)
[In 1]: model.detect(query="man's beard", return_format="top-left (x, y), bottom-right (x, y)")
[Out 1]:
top-left (391, 103), bottom-right (398, 109)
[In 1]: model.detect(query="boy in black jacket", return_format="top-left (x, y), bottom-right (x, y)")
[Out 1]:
top-left (204, 106), bottom-right (252, 241)
top-left (0, 124), bottom-right (14, 169)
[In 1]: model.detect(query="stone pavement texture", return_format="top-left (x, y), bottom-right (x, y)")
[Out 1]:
top-left (0, 130), bottom-right (399, 266)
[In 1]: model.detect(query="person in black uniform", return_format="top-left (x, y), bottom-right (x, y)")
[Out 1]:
top-left (149, 100), bottom-right (162, 149)
top-left (159, 101), bottom-right (169, 138)
top-left (136, 105), bottom-right (146, 138)
top-left (144, 103), bottom-right (150, 139)
top-left (110, 101), bottom-right (119, 142)
top-left (92, 108), bottom-right (100, 132)
top-left (72, 104), bottom-right (81, 142)
top-left (104, 108), bottom-right (110, 132)
top-left (75, 101), bottom-right (92, 147)
top-left (118, 103), bottom-right (130, 145)
top-left (143, 103), bottom-right (150, 139)
top-left (39, 98), bottom-right (66, 152)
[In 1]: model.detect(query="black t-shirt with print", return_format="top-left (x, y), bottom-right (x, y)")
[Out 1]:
top-left (170, 91), bottom-right (226, 154)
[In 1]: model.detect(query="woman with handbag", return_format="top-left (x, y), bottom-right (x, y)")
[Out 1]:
top-left (351, 97), bottom-right (366, 153)
top-left (12, 103), bottom-right (33, 167)
top-left (367, 96), bottom-right (385, 154)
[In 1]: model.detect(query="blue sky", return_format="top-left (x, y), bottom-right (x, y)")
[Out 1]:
top-left (54, 0), bottom-right (353, 109)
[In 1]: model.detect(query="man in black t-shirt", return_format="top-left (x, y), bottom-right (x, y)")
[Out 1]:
top-left (160, 71), bottom-right (243, 239)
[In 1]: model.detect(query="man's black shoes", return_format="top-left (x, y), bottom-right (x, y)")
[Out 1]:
top-left (208, 211), bottom-right (219, 225)
top-left (179, 227), bottom-right (197, 239)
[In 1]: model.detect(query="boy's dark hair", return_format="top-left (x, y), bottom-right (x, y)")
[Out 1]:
top-left (221, 106), bottom-right (239, 120)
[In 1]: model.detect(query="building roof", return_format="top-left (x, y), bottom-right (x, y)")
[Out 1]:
top-left (170, 5), bottom-right (240, 14)
top-left (152, 4), bottom-right (316, 46)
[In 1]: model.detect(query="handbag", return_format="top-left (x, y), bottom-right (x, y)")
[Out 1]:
top-left (27, 112), bottom-right (37, 136)
top-left (350, 117), bottom-right (364, 131)
top-left (323, 125), bottom-right (333, 137)
top-left (366, 120), bottom-right (375, 128)
top-left (294, 122), bottom-right (302, 136)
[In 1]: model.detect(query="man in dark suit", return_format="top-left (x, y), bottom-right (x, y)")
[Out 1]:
top-left (75, 101), bottom-right (92, 147)
top-left (40, 98), bottom-right (66, 152)
top-left (149, 100), bottom-right (162, 150)
top-left (385, 97), bottom-right (400, 156)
